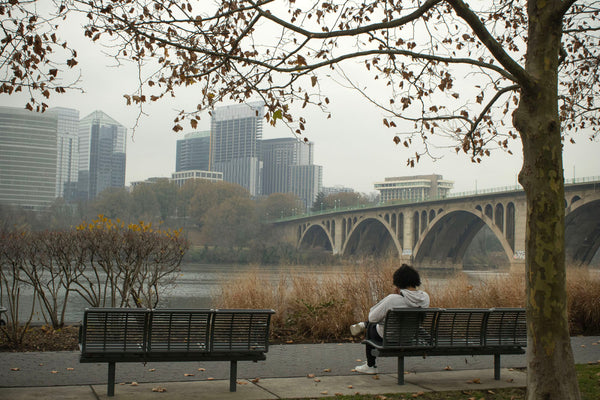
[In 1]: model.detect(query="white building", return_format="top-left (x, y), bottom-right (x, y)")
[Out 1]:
top-left (374, 174), bottom-right (454, 203)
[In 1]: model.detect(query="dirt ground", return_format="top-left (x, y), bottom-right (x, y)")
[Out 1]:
top-left (0, 325), bottom-right (80, 352)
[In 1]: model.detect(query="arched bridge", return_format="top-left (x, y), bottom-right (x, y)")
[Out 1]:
top-left (274, 178), bottom-right (600, 270)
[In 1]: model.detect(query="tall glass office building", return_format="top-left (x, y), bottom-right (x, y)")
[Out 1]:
top-left (210, 102), bottom-right (264, 196)
top-left (78, 111), bottom-right (126, 200)
top-left (176, 130), bottom-right (211, 172)
top-left (261, 137), bottom-right (322, 210)
top-left (0, 107), bottom-right (58, 210)
top-left (47, 107), bottom-right (80, 198)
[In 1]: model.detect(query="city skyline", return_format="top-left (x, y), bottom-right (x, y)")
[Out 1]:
top-left (0, 14), bottom-right (598, 195)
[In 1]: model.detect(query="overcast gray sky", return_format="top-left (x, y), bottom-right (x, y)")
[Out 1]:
top-left (1, 9), bottom-right (598, 195)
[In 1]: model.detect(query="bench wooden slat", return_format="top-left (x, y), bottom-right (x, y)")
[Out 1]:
top-left (148, 309), bottom-right (212, 353)
top-left (211, 310), bottom-right (272, 352)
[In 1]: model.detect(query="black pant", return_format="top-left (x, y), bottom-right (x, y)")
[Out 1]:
top-left (365, 322), bottom-right (383, 367)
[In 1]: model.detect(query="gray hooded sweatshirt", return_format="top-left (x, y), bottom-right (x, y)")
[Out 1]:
top-left (368, 289), bottom-right (430, 337)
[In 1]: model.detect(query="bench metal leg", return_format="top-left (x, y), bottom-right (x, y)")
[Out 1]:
top-left (108, 362), bottom-right (116, 397)
top-left (230, 360), bottom-right (237, 392)
top-left (397, 356), bottom-right (405, 385)
top-left (494, 354), bottom-right (500, 380)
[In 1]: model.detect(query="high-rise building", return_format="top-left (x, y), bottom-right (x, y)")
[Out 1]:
top-left (47, 107), bottom-right (79, 198)
top-left (210, 102), bottom-right (264, 196)
top-left (176, 130), bottom-right (211, 172)
top-left (261, 137), bottom-right (322, 210)
top-left (289, 164), bottom-right (323, 210)
top-left (0, 106), bottom-right (58, 210)
top-left (78, 111), bottom-right (127, 200)
top-left (374, 174), bottom-right (454, 203)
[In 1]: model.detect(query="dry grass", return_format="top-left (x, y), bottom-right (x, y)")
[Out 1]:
top-left (213, 261), bottom-right (600, 342)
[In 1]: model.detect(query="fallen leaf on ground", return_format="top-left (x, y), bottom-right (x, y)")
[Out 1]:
top-left (250, 377), bottom-right (260, 383)
top-left (356, 359), bottom-right (362, 362)
top-left (314, 378), bottom-right (321, 382)
top-left (467, 378), bottom-right (481, 384)
top-left (10, 368), bottom-right (20, 371)
top-left (66, 368), bottom-right (74, 371)
top-left (444, 365), bottom-right (452, 370)
top-left (237, 381), bottom-right (248, 385)
top-left (152, 386), bottom-right (167, 392)
top-left (197, 367), bottom-right (205, 371)
top-left (581, 345), bottom-right (586, 348)
top-left (488, 390), bottom-right (496, 394)
top-left (131, 382), bottom-right (138, 386)
top-left (38, 363), bottom-right (44, 366)
top-left (334, 393), bottom-right (343, 396)
top-left (372, 375), bottom-right (380, 380)
top-left (286, 340), bottom-right (294, 344)
top-left (148, 368), bottom-right (155, 372)
top-left (207, 377), bottom-right (215, 381)
top-left (51, 370), bottom-right (59, 374)
top-left (351, 369), bottom-right (357, 372)
top-left (184, 373), bottom-right (194, 376)
top-left (307, 373), bottom-right (315, 378)
top-left (506, 378), bottom-right (514, 383)
top-left (347, 385), bottom-right (353, 389)
top-left (320, 391), bottom-right (328, 395)
top-left (323, 368), bottom-right (331, 372)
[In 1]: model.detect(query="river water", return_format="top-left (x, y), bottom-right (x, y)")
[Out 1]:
top-left (2, 263), bottom-right (508, 324)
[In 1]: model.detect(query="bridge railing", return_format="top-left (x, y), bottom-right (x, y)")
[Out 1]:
top-left (268, 176), bottom-right (600, 223)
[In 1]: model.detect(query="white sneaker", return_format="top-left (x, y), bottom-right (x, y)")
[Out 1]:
top-left (350, 322), bottom-right (366, 336)
top-left (354, 362), bottom-right (378, 374)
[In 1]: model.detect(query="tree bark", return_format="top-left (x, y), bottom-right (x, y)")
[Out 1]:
top-left (513, 1), bottom-right (581, 399)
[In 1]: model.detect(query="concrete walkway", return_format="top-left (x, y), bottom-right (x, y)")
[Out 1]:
top-left (1, 336), bottom-right (598, 399)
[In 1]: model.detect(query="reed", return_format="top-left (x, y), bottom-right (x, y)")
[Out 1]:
top-left (212, 262), bottom-right (600, 342)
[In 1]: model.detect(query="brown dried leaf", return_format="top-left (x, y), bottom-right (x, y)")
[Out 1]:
top-left (323, 368), bottom-right (331, 372)
top-left (152, 386), bottom-right (167, 392)
top-left (184, 373), bottom-right (194, 377)
top-left (10, 368), bottom-right (20, 371)
top-left (307, 373), bottom-right (315, 378)
top-left (131, 382), bottom-right (138, 386)
top-left (250, 377), bottom-right (260, 383)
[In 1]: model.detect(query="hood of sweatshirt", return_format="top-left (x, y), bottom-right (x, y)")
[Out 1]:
top-left (399, 289), bottom-right (430, 308)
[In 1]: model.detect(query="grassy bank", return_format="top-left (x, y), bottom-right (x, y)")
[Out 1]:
top-left (213, 260), bottom-right (600, 342)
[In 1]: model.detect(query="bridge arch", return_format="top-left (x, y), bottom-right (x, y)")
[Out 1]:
top-left (298, 223), bottom-right (334, 252)
top-left (413, 208), bottom-right (514, 268)
top-left (565, 193), bottom-right (600, 265)
top-left (342, 217), bottom-right (401, 257)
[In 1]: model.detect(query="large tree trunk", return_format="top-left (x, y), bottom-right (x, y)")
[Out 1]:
top-left (513, 1), bottom-right (581, 399)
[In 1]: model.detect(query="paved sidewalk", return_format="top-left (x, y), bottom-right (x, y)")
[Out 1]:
top-left (0, 336), bottom-right (598, 399)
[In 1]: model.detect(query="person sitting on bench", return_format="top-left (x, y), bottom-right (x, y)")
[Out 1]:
top-left (351, 264), bottom-right (430, 374)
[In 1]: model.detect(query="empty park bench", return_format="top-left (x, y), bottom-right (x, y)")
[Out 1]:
top-left (79, 307), bottom-right (275, 396)
top-left (363, 307), bottom-right (526, 384)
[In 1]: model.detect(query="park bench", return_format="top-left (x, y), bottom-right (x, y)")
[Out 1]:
top-left (363, 307), bottom-right (526, 384)
top-left (79, 307), bottom-right (275, 396)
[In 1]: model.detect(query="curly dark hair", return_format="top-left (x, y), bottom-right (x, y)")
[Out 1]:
top-left (392, 264), bottom-right (422, 289)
